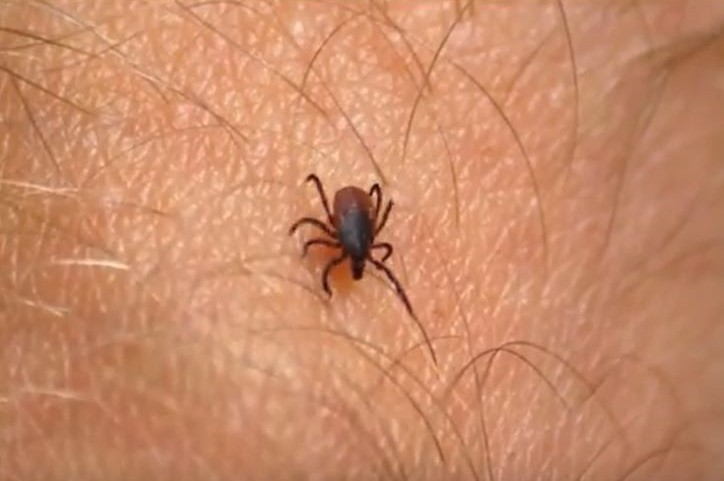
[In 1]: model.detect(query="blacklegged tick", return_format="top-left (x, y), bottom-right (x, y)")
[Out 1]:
top-left (289, 174), bottom-right (437, 365)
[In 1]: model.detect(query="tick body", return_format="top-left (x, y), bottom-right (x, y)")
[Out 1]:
top-left (334, 186), bottom-right (375, 280)
top-left (289, 174), bottom-right (437, 365)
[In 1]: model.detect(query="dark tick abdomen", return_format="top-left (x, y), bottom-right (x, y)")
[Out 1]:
top-left (337, 207), bottom-right (372, 260)
top-left (333, 186), bottom-right (375, 263)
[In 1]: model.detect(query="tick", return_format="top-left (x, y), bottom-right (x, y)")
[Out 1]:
top-left (289, 174), bottom-right (437, 365)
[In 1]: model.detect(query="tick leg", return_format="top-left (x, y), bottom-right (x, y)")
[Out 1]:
top-left (289, 217), bottom-right (336, 238)
top-left (369, 183), bottom-right (382, 220)
top-left (322, 254), bottom-right (348, 297)
top-left (375, 200), bottom-right (393, 235)
top-left (305, 174), bottom-right (335, 225)
top-left (368, 256), bottom-right (438, 366)
top-left (371, 242), bottom-right (393, 262)
top-left (302, 238), bottom-right (339, 257)
top-left (368, 256), bottom-right (415, 317)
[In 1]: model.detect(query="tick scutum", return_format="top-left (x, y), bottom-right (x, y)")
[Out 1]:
top-left (333, 186), bottom-right (375, 279)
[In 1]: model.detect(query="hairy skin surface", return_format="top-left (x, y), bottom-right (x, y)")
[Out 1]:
top-left (1, 1), bottom-right (723, 480)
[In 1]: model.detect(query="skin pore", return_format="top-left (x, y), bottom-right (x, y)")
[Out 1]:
top-left (1, 0), bottom-right (724, 479)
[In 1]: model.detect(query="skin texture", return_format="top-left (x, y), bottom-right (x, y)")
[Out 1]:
top-left (1, 1), bottom-right (724, 480)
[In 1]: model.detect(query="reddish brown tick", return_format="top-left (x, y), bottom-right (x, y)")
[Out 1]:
top-left (289, 174), bottom-right (437, 365)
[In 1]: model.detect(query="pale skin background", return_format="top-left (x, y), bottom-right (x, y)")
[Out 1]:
top-left (1, 1), bottom-right (723, 480)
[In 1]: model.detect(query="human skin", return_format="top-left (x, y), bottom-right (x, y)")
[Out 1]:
top-left (1, 0), bottom-right (723, 480)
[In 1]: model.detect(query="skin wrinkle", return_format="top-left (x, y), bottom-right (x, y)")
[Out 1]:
top-left (432, 238), bottom-right (494, 481)
top-left (400, 0), bottom-right (470, 163)
top-left (241, 328), bottom-right (406, 478)
top-left (598, 54), bottom-right (673, 262)
top-left (232, 340), bottom-right (399, 478)
top-left (368, 15), bottom-right (560, 282)
top-left (300, 2), bottom-right (463, 187)
top-left (273, 325), bottom-right (448, 468)
top-left (452, 61), bottom-right (549, 276)
top-left (1, 1), bottom-right (723, 480)
top-left (553, 0), bottom-right (580, 185)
